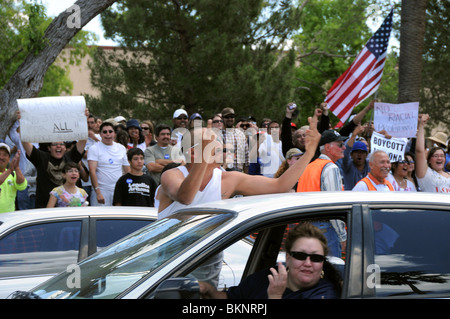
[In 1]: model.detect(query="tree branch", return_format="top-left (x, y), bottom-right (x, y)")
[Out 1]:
top-left (0, 0), bottom-right (118, 139)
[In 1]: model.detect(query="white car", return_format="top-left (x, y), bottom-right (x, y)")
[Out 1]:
top-left (12, 192), bottom-right (450, 299)
top-left (0, 206), bottom-right (157, 298)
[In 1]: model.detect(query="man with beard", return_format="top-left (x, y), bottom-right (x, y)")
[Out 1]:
top-left (352, 150), bottom-right (394, 191)
top-left (338, 125), bottom-right (370, 190)
top-left (145, 124), bottom-right (184, 186)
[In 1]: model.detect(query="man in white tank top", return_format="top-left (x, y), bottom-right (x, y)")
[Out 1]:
top-left (157, 114), bottom-right (321, 218)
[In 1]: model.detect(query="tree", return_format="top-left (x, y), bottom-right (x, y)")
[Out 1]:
top-left (397, 0), bottom-right (427, 104)
top-left (291, 0), bottom-right (375, 126)
top-left (420, 0), bottom-right (450, 128)
top-left (0, 0), bottom-right (117, 139)
top-left (87, 0), bottom-right (305, 123)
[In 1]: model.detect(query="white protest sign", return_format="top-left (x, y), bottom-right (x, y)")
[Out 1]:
top-left (371, 131), bottom-right (408, 162)
top-left (374, 102), bottom-right (419, 138)
top-left (17, 96), bottom-right (88, 143)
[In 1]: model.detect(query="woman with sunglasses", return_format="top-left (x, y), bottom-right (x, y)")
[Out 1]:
top-left (404, 152), bottom-right (420, 190)
top-left (415, 114), bottom-right (450, 193)
top-left (210, 114), bottom-right (224, 131)
top-left (386, 159), bottom-right (417, 192)
top-left (199, 223), bottom-right (341, 299)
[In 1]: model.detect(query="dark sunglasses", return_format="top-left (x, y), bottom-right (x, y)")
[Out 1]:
top-left (223, 114), bottom-right (235, 119)
top-left (141, 127), bottom-right (150, 130)
top-left (102, 130), bottom-right (114, 134)
top-left (290, 251), bottom-right (325, 263)
top-left (212, 120), bottom-right (224, 124)
top-left (176, 116), bottom-right (188, 120)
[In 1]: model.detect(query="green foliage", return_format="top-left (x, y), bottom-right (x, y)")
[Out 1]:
top-left (0, 0), bottom-right (97, 97)
top-left (291, 0), bottom-right (373, 126)
top-left (421, 0), bottom-right (450, 127)
top-left (87, 0), bottom-right (302, 124)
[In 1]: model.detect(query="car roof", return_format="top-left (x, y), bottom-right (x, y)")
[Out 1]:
top-left (175, 191), bottom-right (450, 216)
top-left (0, 206), bottom-right (157, 231)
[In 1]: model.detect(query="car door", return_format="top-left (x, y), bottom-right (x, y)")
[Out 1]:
top-left (361, 203), bottom-right (450, 298)
top-left (0, 218), bottom-right (87, 298)
top-left (148, 206), bottom-right (352, 299)
top-left (87, 217), bottom-right (155, 256)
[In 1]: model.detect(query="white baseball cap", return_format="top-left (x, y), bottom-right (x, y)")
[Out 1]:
top-left (173, 109), bottom-right (188, 119)
top-left (0, 143), bottom-right (11, 155)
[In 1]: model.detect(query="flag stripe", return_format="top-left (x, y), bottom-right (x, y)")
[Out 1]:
top-left (325, 9), bottom-right (393, 125)
top-left (329, 57), bottom-right (377, 117)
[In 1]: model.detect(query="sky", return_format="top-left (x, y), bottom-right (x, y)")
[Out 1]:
top-left (39, 1), bottom-right (398, 49)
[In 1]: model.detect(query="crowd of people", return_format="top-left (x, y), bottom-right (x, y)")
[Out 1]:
top-left (0, 100), bottom-right (449, 299)
top-left (0, 101), bottom-right (449, 214)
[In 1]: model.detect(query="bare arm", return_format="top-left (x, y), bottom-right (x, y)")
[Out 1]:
top-left (160, 136), bottom-right (214, 206)
top-left (234, 115), bottom-right (321, 195)
top-left (46, 195), bottom-right (57, 208)
top-left (88, 159), bottom-right (104, 204)
top-left (415, 114), bottom-right (429, 179)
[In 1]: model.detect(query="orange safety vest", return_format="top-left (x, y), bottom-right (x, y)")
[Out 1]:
top-left (297, 158), bottom-right (333, 192)
top-left (360, 175), bottom-right (394, 191)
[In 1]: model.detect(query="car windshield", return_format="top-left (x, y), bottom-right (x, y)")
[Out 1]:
top-left (30, 211), bottom-right (234, 299)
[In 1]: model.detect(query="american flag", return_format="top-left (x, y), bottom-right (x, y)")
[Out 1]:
top-left (325, 8), bottom-right (393, 128)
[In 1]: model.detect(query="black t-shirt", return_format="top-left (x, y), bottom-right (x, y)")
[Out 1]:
top-left (27, 145), bottom-right (83, 208)
top-left (113, 173), bottom-right (157, 207)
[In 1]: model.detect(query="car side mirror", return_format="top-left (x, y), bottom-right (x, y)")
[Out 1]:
top-left (154, 277), bottom-right (200, 299)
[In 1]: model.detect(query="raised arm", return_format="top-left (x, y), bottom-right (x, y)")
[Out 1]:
top-left (415, 114), bottom-right (429, 179)
top-left (235, 114), bottom-right (321, 195)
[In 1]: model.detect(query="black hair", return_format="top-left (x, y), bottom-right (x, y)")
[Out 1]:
top-left (127, 147), bottom-right (144, 161)
top-left (155, 124), bottom-right (172, 137)
top-left (63, 161), bottom-right (79, 173)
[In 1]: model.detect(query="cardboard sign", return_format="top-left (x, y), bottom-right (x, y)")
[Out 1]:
top-left (371, 131), bottom-right (408, 162)
top-left (17, 96), bottom-right (88, 143)
top-left (374, 102), bottom-right (419, 138)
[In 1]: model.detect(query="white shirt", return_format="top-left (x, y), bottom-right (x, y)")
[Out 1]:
top-left (87, 142), bottom-right (129, 191)
top-left (386, 173), bottom-right (417, 192)
top-left (258, 134), bottom-right (284, 178)
top-left (417, 168), bottom-right (450, 193)
top-left (352, 175), bottom-right (392, 192)
top-left (158, 166), bottom-right (223, 219)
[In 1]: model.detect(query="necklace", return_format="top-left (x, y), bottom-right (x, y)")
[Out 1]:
top-left (394, 176), bottom-right (406, 188)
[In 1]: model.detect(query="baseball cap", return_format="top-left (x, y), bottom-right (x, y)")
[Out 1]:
top-left (0, 143), bottom-right (11, 155)
top-left (286, 148), bottom-right (303, 159)
top-left (189, 113), bottom-right (202, 121)
top-left (114, 116), bottom-right (126, 123)
top-left (173, 109), bottom-right (188, 119)
top-left (126, 119), bottom-right (141, 130)
top-left (351, 141), bottom-right (368, 153)
top-left (319, 130), bottom-right (347, 146)
top-left (221, 107), bottom-right (235, 117)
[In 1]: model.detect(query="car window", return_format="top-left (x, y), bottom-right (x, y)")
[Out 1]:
top-left (31, 212), bottom-right (234, 299)
top-left (95, 219), bottom-right (154, 250)
top-left (188, 217), bottom-right (347, 296)
top-left (0, 221), bottom-right (82, 278)
top-left (371, 208), bottom-right (450, 297)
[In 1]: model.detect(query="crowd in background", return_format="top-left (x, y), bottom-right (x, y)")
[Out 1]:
top-left (0, 101), bottom-right (449, 214)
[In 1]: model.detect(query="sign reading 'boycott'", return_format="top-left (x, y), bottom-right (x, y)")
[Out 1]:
top-left (374, 102), bottom-right (419, 138)
top-left (371, 131), bottom-right (408, 162)
top-left (17, 96), bottom-right (88, 143)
